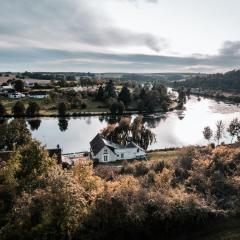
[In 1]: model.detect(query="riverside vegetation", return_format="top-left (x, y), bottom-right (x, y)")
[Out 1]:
top-left (0, 77), bottom-right (177, 117)
top-left (1, 119), bottom-right (240, 239)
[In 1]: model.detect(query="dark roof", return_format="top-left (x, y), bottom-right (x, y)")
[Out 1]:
top-left (0, 151), bottom-right (12, 162)
top-left (48, 149), bottom-right (62, 163)
top-left (126, 142), bottom-right (146, 152)
top-left (90, 134), bottom-right (105, 156)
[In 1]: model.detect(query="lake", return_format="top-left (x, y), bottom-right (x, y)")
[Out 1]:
top-left (28, 96), bottom-right (240, 153)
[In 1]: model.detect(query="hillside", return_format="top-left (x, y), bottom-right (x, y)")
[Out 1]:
top-left (174, 69), bottom-right (240, 92)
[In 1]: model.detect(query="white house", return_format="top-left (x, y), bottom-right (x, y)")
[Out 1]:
top-left (28, 91), bottom-right (49, 99)
top-left (90, 134), bottom-right (146, 163)
top-left (0, 85), bottom-right (13, 92)
top-left (8, 92), bottom-right (25, 99)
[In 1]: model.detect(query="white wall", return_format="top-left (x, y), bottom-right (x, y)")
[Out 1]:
top-left (115, 147), bottom-right (146, 160)
top-left (93, 146), bottom-right (117, 163)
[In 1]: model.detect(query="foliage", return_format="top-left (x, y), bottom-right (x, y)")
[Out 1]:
top-left (14, 80), bottom-right (24, 92)
top-left (0, 119), bottom-right (31, 150)
top-left (2, 140), bottom-right (240, 239)
top-left (12, 101), bottom-right (25, 116)
top-left (118, 85), bottom-right (131, 106)
top-left (203, 126), bottom-right (213, 143)
top-left (0, 102), bottom-right (6, 117)
top-left (26, 101), bottom-right (40, 117)
top-left (101, 116), bottom-right (155, 150)
top-left (58, 102), bottom-right (68, 116)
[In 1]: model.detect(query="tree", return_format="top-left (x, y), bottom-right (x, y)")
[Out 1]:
top-left (58, 102), bottom-right (68, 116)
top-left (203, 126), bottom-right (213, 143)
top-left (96, 85), bottom-right (105, 101)
top-left (26, 102), bottom-right (40, 117)
top-left (0, 102), bottom-right (6, 117)
top-left (105, 80), bottom-right (117, 98)
top-left (119, 85), bottom-right (131, 106)
top-left (14, 80), bottom-right (24, 92)
top-left (118, 101), bottom-right (125, 115)
top-left (109, 101), bottom-right (119, 115)
top-left (0, 119), bottom-right (31, 150)
top-left (102, 115), bottom-right (155, 150)
top-left (214, 120), bottom-right (225, 145)
top-left (227, 118), bottom-right (240, 143)
top-left (12, 101), bottom-right (25, 116)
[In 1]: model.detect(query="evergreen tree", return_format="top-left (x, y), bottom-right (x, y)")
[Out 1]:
top-left (119, 85), bottom-right (131, 106)
top-left (96, 85), bottom-right (105, 101)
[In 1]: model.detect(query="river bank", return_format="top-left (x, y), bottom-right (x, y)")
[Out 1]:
top-left (188, 88), bottom-right (240, 103)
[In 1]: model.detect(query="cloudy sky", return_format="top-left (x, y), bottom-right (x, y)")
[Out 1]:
top-left (0, 0), bottom-right (240, 73)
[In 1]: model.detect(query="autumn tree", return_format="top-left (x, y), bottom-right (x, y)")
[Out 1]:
top-left (0, 119), bottom-right (31, 150)
top-left (102, 116), bottom-right (155, 150)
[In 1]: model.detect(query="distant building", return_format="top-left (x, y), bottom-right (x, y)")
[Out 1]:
top-left (8, 92), bottom-right (25, 99)
top-left (28, 91), bottom-right (49, 99)
top-left (90, 134), bottom-right (146, 163)
top-left (0, 85), bottom-right (13, 92)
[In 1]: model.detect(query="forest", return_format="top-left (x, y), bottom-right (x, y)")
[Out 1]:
top-left (174, 69), bottom-right (240, 92)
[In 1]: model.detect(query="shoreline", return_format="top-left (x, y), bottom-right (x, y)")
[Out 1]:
top-left (0, 105), bottom-right (178, 118)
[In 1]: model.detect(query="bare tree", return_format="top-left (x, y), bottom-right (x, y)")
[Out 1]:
top-left (214, 120), bottom-right (225, 145)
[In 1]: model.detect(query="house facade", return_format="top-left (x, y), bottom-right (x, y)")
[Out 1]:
top-left (90, 134), bottom-right (146, 163)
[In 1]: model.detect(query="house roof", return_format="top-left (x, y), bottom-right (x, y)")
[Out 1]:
top-left (126, 142), bottom-right (145, 152)
top-left (90, 134), bottom-right (106, 156)
top-left (90, 134), bottom-right (145, 156)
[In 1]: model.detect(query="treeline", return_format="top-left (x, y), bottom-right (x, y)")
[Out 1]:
top-left (96, 80), bottom-right (171, 114)
top-left (174, 69), bottom-right (240, 92)
top-left (1, 120), bottom-right (240, 239)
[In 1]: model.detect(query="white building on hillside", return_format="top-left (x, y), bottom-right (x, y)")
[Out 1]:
top-left (90, 134), bottom-right (146, 163)
top-left (8, 92), bottom-right (25, 99)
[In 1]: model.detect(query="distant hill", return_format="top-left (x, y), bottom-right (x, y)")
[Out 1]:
top-left (174, 69), bottom-right (240, 92)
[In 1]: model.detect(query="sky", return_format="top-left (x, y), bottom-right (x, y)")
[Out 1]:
top-left (0, 0), bottom-right (240, 73)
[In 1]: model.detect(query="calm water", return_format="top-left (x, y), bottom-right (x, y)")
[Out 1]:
top-left (28, 96), bottom-right (240, 153)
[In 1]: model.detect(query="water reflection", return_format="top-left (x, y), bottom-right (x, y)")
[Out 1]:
top-left (143, 115), bottom-right (167, 128)
top-left (58, 118), bottom-right (69, 132)
top-left (29, 96), bottom-right (240, 153)
top-left (98, 115), bottom-right (120, 124)
top-left (28, 119), bottom-right (41, 131)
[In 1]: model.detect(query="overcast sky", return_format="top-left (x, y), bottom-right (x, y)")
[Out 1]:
top-left (0, 0), bottom-right (240, 73)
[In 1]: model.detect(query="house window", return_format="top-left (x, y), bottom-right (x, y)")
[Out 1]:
top-left (104, 149), bottom-right (108, 154)
top-left (121, 153), bottom-right (124, 159)
top-left (104, 155), bottom-right (108, 162)
top-left (137, 148), bottom-right (140, 153)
